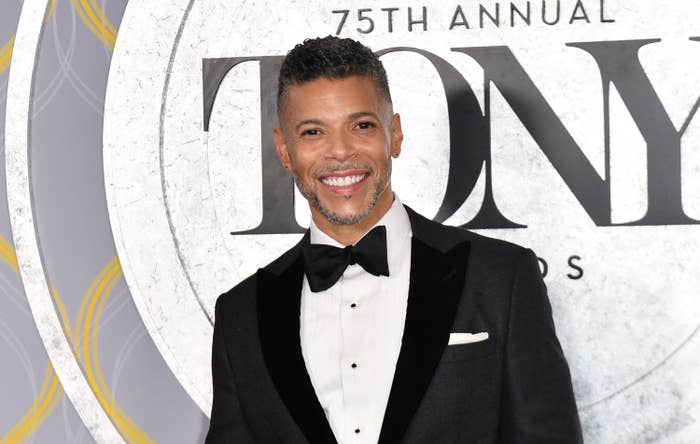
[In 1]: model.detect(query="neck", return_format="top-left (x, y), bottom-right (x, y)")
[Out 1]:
top-left (312, 191), bottom-right (394, 246)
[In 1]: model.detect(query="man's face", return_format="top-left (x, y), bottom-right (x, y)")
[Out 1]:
top-left (274, 75), bottom-right (403, 229)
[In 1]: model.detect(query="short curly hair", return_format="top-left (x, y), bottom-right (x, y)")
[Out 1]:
top-left (277, 36), bottom-right (392, 115)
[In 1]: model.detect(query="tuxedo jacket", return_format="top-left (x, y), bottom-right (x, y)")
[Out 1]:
top-left (205, 206), bottom-right (582, 444)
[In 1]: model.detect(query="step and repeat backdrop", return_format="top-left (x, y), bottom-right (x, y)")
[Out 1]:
top-left (2, 0), bottom-right (700, 443)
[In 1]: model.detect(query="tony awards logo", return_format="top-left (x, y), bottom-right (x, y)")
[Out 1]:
top-left (103, 1), bottom-right (700, 434)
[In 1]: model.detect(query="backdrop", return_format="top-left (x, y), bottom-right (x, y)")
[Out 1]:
top-left (2, 0), bottom-right (699, 443)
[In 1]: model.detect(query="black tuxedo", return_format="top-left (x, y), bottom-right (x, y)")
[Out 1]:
top-left (206, 206), bottom-right (582, 443)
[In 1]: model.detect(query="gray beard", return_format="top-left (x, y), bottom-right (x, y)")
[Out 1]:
top-left (293, 168), bottom-right (390, 226)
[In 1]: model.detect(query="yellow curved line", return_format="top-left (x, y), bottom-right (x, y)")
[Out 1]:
top-left (51, 287), bottom-right (73, 343)
top-left (0, 36), bottom-right (12, 58)
top-left (79, 259), bottom-right (155, 444)
top-left (71, 0), bottom-right (116, 50)
top-left (45, 0), bottom-right (57, 21)
top-left (28, 376), bottom-right (62, 439)
top-left (87, 0), bottom-right (116, 35)
top-left (1, 366), bottom-right (53, 442)
top-left (92, 268), bottom-right (147, 433)
top-left (0, 35), bottom-right (16, 75)
top-left (0, 1), bottom-right (54, 75)
top-left (0, 237), bottom-right (68, 444)
top-left (79, 0), bottom-right (116, 40)
top-left (74, 257), bottom-right (118, 355)
top-left (0, 243), bottom-right (155, 443)
top-left (33, 377), bottom-right (62, 424)
top-left (0, 238), bottom-right (20, 274)
top-left (3, 367), bottom-right (61, 443)
top-left (84, 261), bottom-right (155, 444)
top-left (92, 267), bottom-right (123, 414)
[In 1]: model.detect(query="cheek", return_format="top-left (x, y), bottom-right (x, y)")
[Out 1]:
top-left (375, 150), bottom-right (392, 172)
top-left (290, 155), bottom-right (318, 181)
top-left (359, 140), bottom-right (390, 163)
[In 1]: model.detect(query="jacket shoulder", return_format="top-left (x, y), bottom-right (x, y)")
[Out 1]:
top-left (215, 272), bottom-right (257, 321)
top-left (466, 230), bottom-right (531, 260)
top-left (215, 234), bottom-right (306, 319)
top-left (405, 204), bottom-right (531, 260)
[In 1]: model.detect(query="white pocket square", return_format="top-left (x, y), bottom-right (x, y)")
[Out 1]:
top-left (448, 332), bottom-right (489, 345)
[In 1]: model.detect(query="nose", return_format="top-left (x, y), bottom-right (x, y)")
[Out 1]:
top-left (325, 130), bottom-right (356, 161)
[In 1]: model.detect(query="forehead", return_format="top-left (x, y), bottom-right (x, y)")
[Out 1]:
top-left (279, 75), bottom-right (387, 122)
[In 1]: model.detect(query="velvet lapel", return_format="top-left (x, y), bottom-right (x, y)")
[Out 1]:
top-left (257, 235), bottom-right (338, 444)
top-left (378, 209), bottom-right (471, 444)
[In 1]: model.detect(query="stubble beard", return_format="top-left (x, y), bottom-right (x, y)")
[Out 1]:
top-left (293, 161), bottom-right (391, 226)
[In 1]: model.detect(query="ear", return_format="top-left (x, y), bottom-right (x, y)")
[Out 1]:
top-left (273, 127), bottom-right (291, 170)
top-left (389, 113), bottom-right (403, 158)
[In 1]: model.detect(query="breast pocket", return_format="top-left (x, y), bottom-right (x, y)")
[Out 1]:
top-left (441, 337), bottom-right (498, 363)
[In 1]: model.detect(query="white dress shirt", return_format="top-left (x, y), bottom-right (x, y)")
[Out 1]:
top-left (300, 197), bottom-right (413, 444)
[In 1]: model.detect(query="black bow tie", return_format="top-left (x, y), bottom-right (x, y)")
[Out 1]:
top-left (301, 225), bottom-right (390, 292)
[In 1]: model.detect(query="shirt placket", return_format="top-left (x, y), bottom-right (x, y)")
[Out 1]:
top-left (339, 264), bottom-right (369, 443)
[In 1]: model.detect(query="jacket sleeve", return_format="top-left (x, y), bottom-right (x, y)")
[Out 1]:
top-left (498, 249), bottom-right (583, 443)
top-left (205, 296), bottom-right (255, 443)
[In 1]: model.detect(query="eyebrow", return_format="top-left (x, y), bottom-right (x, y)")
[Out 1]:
top-left (348, 111), bottom-right (379, 121)
top-left (295, 119), bottom-right (323, 132)
top-left (294, 111), bottom-right (380, 132)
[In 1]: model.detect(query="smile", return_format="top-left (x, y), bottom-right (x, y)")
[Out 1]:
top-left (320, 174), bottom-right (367, 187)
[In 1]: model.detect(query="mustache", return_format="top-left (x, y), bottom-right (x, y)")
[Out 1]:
top-left (311, 164), bottom-right (371, 178)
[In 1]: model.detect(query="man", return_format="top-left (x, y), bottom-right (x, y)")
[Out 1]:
top-left (206, 36), bottom-right (582, 443)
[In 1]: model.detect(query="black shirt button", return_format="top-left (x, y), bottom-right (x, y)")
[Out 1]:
top-left (351, 303), bottom-right (357, 308)
top-left (351, 363), bottom-right (357, 369)
top-left (355, 428), bottom-right (360, 434)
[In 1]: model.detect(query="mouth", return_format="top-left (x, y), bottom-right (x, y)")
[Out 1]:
top-left (318, 171), bottom-right (369, 195)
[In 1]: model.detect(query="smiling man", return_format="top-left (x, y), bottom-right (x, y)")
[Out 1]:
top-left (274, 73), bottom-right (401, 245)
top-left (206, 36), bottom-right (582, 444)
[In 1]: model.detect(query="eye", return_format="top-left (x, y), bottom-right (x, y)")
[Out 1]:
top-left (356, 121), bottom-right (376, 130)
top-left (301, 128), bottom-right (320, 137)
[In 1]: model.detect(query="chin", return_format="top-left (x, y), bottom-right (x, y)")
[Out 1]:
top-left (317, 204), bottom-right (374, 226)
top-left (296, 171), bottom-right (389, 226)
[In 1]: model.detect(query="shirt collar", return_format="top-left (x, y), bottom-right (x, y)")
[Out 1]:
top-left (309, 196), bottom-right (412, 273)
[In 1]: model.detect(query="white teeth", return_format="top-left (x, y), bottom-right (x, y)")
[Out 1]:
top-left (321, 174), bottom-right (366, 187)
